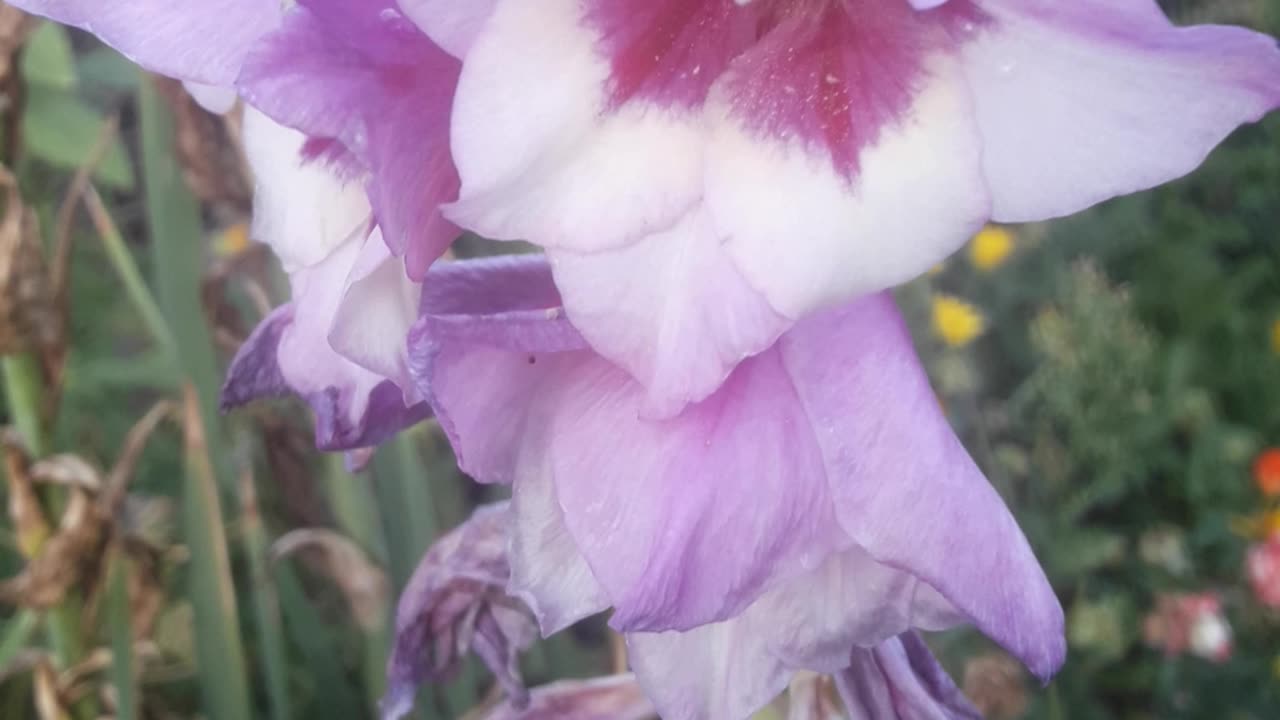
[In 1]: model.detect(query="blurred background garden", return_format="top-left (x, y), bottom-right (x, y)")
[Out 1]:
top-left (0, 0), bottom-right (1277, 718)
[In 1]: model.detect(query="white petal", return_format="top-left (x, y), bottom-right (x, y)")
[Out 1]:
top-left (549, 208), bottom-right (790, 417)
top-left (447, 0), bottom-right (702, 250)
top-left (707, 59), bottom-right (990, 320)
top-left (961, 0), bottom-right (1280, 221)
top-left (242, 107), bottom-right (371, 271)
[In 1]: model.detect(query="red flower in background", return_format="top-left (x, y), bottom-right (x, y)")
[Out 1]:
top-left (1254, 449), bottom-right (1280, 496)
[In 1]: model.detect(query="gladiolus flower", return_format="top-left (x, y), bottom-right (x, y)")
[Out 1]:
top-left (968, 226), bottom-right (1015, 272)
top-left (447, 0), bottom-right (1280, 413)
top-left (396, 254), bottom-right (1062, 719)
top-left (1254, 449), bottom-right (1280, 497)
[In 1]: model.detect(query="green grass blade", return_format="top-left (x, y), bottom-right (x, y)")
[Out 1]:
top-left (180, 385), bottom-right (253, 720)
top-left (81, 186), bottom-right (177, 362)
top-left (0, 610), bottom-right (39, 668)
top-left (323, 454), bottom-right (395, 714)
top-left (323, 453), bottom-right (388, 564)
top-left (136, 76), bottom-right (230, 485)
top-left (106, 549), bottom-right (138, 720)
top-left (137, 74), bottom-right (253, 720)
top-left (239, 463), bottom-right (293, 720)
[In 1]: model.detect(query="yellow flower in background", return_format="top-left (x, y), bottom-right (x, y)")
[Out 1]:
top-left (213, 222), bottom-right (251, 259)
top-left (932, 294), bottom-right (987, 348)
top-left (1271, 318), bottom-right (1280, 356)
top-left (968, 225), bottom-right (1016, 271)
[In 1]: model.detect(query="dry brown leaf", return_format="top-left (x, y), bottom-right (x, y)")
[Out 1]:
top-left (154, 76), bottom-right (252, 215)
top-left (33, 659), bottom-right (72, 720)
top-left (2, 428), bottom-right (50, 557)
top-left (272, 528), bottom-right (390, 631)
top-left (0, 165), bottom-right (63, 356)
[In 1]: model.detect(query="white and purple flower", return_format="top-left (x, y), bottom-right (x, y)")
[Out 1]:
top-left (446, 0), bottom-right (1280, 413)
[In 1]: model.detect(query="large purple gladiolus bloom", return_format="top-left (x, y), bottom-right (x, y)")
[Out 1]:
top-left (399, 255), bottom-right (1062, 719)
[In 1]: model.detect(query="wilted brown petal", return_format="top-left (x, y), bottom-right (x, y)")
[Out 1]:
top-left (482, 675), bottom-right (655, 720)
top-left (961, 652), bottom-right (1029, 720)
top-left (383, 502), bottom-right (538, 720)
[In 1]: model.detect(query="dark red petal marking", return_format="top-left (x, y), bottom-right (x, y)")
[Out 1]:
top-left (724, 0), bottom-right (985, 178)
top-left (587, 0), bottom-right (986, 177)
top-left (589, 0), bottom-right (764, 108)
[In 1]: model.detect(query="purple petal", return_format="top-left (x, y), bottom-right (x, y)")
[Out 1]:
top-left (222, 240), bottom-right (431, 452)
top-left (239, 0), bottom-right (463, 279)
top-left (780, 294), bottom-right (1064, 680)
top-left (8, 0), bottom-right (280, 85)
top-left (542, 346), bottom-right (850, 631)
top-left (961, 0), bottom-right (1280, 221)
top-left (408, 255), bottom-right (587, 485)
top-left (397, 0), bottom-right (500, 58)
top-left (547, 208), bottom-right (791, 418)
top-left (482, 675), bottom-right (655, 720)
top-left (836, 633), bottom-right (980, 720)
top-left (508, 451), bottom-right (611, 635)
top-left (625, 547), bottom-right (961, 720)
top-left (222, 305), bottom-right (293, 409)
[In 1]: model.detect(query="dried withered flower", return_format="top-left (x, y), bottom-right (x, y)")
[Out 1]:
top-left (383, 502), bottom-right (538, 720)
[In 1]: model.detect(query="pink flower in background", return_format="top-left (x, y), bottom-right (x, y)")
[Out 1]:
top-left (448, 0), bottom-right (1280, 413)
top-left (402, 255), bottom-right (1062, 718)
top-left (1143, 593), bottom-right (1232, 663)
top-left (1247, 537), bottom-right (1280, 610)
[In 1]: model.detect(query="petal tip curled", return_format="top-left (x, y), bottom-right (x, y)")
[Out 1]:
top-left (220, 305), bottom-right (294, 412)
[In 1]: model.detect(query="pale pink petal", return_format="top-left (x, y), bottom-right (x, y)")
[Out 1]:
top-left (397, 0), bottom-right (500, 58)
top-left (408, 256), bottom-right (588, 485)
top-left (404, 256), bottom-right (608, 631)
top-left (549, 208), bottom-right (789, 417)
top-left (8, 0), bottom-right (279, 84)
top-left (961, 0), bottom-right (1280, 221)
top-left (508, 441), bottom-right (612, 635)
top-left (541, 348), bottom-right (848, 631)
top-left (626, 549), bottom-right (958, 720)
top-left (446, 0), bottom-right (702, 251)
top-left (328, 230), bottom-right (421, 400)
top-left (627, 617), bottom-right (785, 720)
top-left (779, 295), bottom-right (1064, 680)
top-left (239, 0), bottom-right (463, 280)
top-left (276, 233), bottom-right (428, 449)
